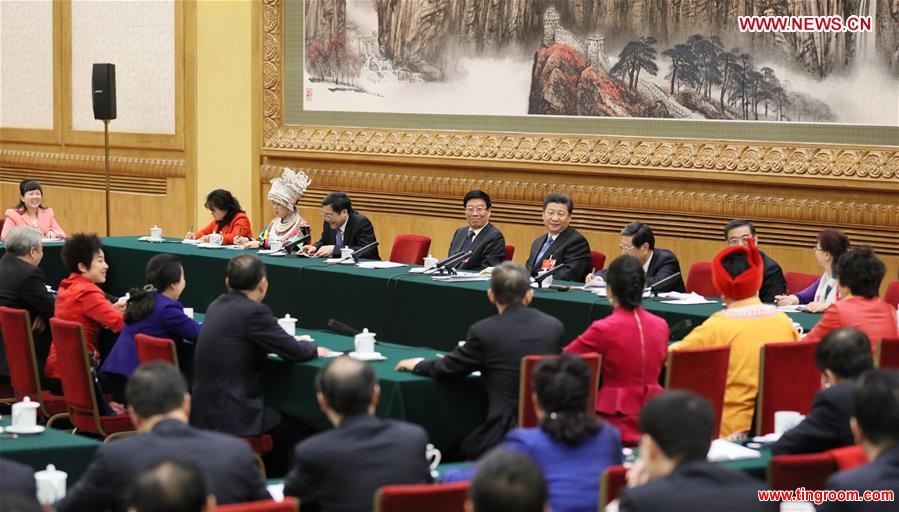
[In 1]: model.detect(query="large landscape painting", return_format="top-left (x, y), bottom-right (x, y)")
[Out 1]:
top-left (302, 0), bottom-right (899, 125)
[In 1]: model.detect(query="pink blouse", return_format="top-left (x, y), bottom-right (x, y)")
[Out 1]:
top-left (1, 207), bottom-right (66, 241)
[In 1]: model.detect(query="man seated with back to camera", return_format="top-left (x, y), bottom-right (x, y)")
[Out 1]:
top-left (773, 327), bottom-right (874, 455)
top-left (617, 391), bottom-right (777, 512)
top-left (190, 254), bottom-right (329, 475)
top-left (284, 357), bottom-right (431, 512)
top-left (300, 192), bottom-right (380, 260)
top-left (818, 369), bottom-right (899, 512)
top-left (395, 262), bottom-right (564, 458)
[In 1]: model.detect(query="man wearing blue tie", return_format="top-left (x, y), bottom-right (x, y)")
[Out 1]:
top-left (525, 193), bottom-right (591, 282)
top-left (447, 190), bottom-right (507, 271)
top-left (301, 192), bottom-right (380, 260)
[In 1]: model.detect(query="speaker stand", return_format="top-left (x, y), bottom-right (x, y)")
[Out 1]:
top-left (103, 119), bottom-right (111, 236)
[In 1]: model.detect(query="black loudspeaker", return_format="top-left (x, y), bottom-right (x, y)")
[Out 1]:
top-left (92, 63), bottom-right (117, 120)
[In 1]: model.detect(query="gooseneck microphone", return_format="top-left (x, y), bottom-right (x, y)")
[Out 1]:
top-left (424, 250), bottom-right (472, 275)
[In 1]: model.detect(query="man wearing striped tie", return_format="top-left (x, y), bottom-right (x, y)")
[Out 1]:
top-left (525, 192), bottom-right (591, 283)
top-left (301, 191), bottom-right (380, 260)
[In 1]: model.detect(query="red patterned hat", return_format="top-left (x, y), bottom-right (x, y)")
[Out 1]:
top-left (711, 239), bottom-right (763, 300)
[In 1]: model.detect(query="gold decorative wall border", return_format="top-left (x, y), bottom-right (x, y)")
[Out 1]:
top-left (1, 149), bottom-right (185, 179)
top-left (261, 0), bottom-right (898, 183)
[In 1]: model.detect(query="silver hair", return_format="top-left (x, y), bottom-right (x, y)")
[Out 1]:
top-left (489, 262), bottom-right (531, 305)
top-left (4, 226), bottom-right (42, 256)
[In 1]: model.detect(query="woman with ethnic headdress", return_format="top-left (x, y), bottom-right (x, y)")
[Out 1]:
top-left (235, 168), bottom-right (311, 249)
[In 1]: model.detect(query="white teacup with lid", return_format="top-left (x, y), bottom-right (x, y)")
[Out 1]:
top-left (423, 254), bottom-right (438, 270)
top-left (12, 396), bottom-right (39, 430)
top-left (340, 247), bottom-right (355, 260)
top-left (35, 464), bottom-right (67, 506)
top-left (278, 314), bottom-right (297, 335)
top-left (149, 225), bottom-right (163, 240)
top-left (354, 328), bottom-right (376, 354)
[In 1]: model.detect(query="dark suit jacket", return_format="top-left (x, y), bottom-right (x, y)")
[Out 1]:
top-left (760, 251), bottom-right (787, 303)
top-left (0, 253), bottom-right (55, 323)
top-left (313, 210), bottom-right (380, 260)
top-left (57, 419), bottom-right (270, 512)
top-left (819, 446), bottom-right (899, 512)
top-left (646, 248), bottom-right (686, 292)
top-left (190, 291), bottom-right (318, 436)
top-left (619, 459), bottom-right (777, 512)
top-left (524, 228), bottom-right (591, 282)
top-left (283, 414), bottom-right (431, 512)
top-left (413, 304), bottom-right (564, 458)
top-left (772, 381), bottom-right (855, 455)
top-left (0, 457), bottom-right (36, 500)
top-left (448, 223), bottom-right (506, 270)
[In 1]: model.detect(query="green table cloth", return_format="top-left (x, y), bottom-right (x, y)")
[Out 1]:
top-left (96, 237), bottom-right (821, 352)
top-left (0, 418), bottom-right (101, 485)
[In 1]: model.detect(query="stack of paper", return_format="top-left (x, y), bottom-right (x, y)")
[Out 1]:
top-left (655, 292), bottom-right (718, 305)
top-left (706, 439), bottom-right (761, 462)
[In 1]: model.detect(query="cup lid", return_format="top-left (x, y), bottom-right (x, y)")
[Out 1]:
top-left (16, 396), bottom-right (39, 408)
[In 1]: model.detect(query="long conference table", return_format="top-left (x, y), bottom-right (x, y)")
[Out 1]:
top-left (0, 236), bottom-right (822, 349)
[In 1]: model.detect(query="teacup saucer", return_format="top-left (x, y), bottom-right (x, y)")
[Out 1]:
top-left (5, 425), bottom-right (45, 435)
top-left (348, 351), bottom-right (387, 362)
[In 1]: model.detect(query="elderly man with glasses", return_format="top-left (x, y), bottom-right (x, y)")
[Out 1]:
top-left (723, 219), bottom-right (786, 303)
top-left (446, 190), bottom-right (507, 271)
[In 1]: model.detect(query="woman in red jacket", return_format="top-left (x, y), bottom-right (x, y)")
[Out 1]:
top-left (44, 234), bottom-right (125, 394)
top-left (565, 255), bottom-right (670, 445)
top-left (186, 189), bottom-right (252, 245)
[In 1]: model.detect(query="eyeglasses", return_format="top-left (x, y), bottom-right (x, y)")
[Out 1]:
top-left (726, 235), bottom-right (754, 246)
top-left (321, 211), bottom-right (338, 219)
top-left (618, 243), bottom-right (635, 251)
top-left (813, 246), bottom-right (823, 252)
top-left (465, 206), bottom-right (488, 214)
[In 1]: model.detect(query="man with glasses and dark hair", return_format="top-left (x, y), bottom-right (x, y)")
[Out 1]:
top-left (447, 190), bottom-right (506, 270)
top-left (819, 369), bottom-right (899, 512)
top-left (284, 357), bottom-right (430, 512)
top-left (396, 262), bottom-right (564, 458)
top-left (586, 221), bottom-right (685, 292)
top-left (301, 191), bottom-right (380, 260)
top-left (618, 391), bottom-right (776, 512)
top-left (723, 219), bottom-right (786, 303)
top-left (773, 327), bottom-right (875, 455)
top-left (59, 363), bottom-right (269, 512)
top-left (525, 193), bottom-right (591, 282)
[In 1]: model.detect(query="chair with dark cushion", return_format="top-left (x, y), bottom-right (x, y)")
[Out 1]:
top-left (518, 353), bottom-right (601, 428)
top-left (0, 306), bottom-right (67, 423)
top-left (389, 235), bottom-right (431, 265)
top-left (374, 481), bottom-right (469, 512)
top-left (49, 317), bottom-right (135, 440)
top-left (665, 345), bottom-right (730, 438)
top-left (756, 340), bottom-right (821, 435)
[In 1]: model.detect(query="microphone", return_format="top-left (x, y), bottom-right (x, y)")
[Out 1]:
top-left (425, 250), bottom-right (472, 275)
top-left (533, 263), bottom-right (567, 286)
top-left (648, 272), bottom-right (682, 295)
top-left (331, 240), bottom-right (380, 264)
top-left (326, 319), bottom-right (361, 336)
top-left (282, 233), bottom-right (310, 254)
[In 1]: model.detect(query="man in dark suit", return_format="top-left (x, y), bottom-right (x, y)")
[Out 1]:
top-left (618, 391), bottom-right (776, 512)
top-left (818, 369), bottom-right (899, 512)
top-left (191, 254), bottom-right (327, 437)
top-left (467, 449), bottom-right (547, 512)
top-left (448, 190), bottom-right (506, 271)
top-left (524, 193), bottom-right (591, 282)
top-left (0, 227), bottom-right (56, 374)
top-left (128, 458), bottom-right (215, 512)
top-left (0, 457), bottom-right (37, 502)
top-left (58, 362), bottom-right (270, 512)
top-left (396, 262), bottom-right (565, 458)
top-left (284, 357), bottom-right (430, 512)
top-left (724, 219), bottom-right (786, 303)
top-left (301, 191), bottom-right (380, 260)
top-left (588, 221), bottom-right (685, 292)
top-left (773, 327), bottom-right (874, 455)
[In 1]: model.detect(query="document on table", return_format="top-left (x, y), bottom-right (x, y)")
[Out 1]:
top-left (355, 261), bottom-right (407, 269)
top-left (655, 292), bottom-right (717, 305)
top-left (431, 272), bottom-right (490, 282)
top-left (777, 304), bottom-right (807, 312)
top-left (706, 439), bottom-right (761, 462)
